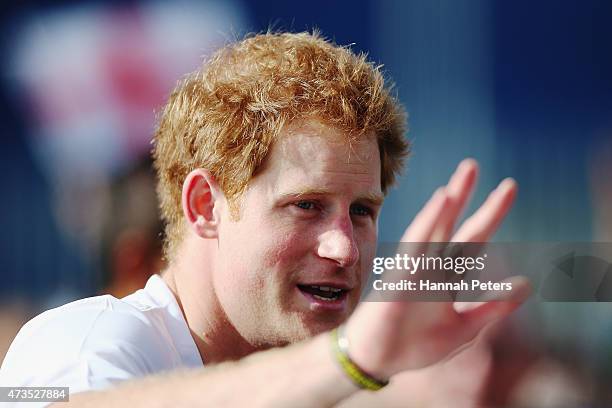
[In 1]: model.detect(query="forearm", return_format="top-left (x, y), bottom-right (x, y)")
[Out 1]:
top-left (54, 333), bottom-right (358, 408)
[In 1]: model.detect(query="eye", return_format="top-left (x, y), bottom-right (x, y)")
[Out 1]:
top-left (295, 201), bottom-right (316, 210)
top-left (350, 204), bottom-right (373, 217)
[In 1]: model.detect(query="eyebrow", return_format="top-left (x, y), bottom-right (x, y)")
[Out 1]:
top-left (278, 188), bottom-right (385, 206)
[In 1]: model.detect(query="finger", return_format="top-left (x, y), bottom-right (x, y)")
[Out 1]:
top-left (376, 189), bottom-right (449, 301)
top-left (456, 276), bottom-right (531, 337)
top-left (401, 187), bottom-right (450, 242)
top-left (431, 159), bottom-right (479, 242)
top-left (451, 178), bottom-right (517, 242)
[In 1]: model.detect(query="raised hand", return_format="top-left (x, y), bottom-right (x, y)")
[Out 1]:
top-left (344, 159), bottom-right (530, 379)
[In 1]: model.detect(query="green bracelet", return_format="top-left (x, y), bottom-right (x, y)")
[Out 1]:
top-left (330, 326), bottom-right (389, 391)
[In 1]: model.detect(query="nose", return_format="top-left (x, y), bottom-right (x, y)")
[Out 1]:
top-left (317, 218), bottom-right (359, 268)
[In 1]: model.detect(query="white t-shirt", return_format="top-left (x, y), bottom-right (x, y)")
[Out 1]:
top-left (0, 275), bottom-right (203, 407)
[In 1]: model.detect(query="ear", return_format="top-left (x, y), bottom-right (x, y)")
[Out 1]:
top-left (181, 169), bottom-right (224, 239)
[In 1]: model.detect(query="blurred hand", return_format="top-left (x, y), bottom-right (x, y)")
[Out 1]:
top-left (337, 329), bottom-right (494, 408)
top-left (344, 159), bottom-right (530, 379)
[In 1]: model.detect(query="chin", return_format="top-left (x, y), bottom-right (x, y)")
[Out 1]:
top-left (299, 313), bottom-right (348, 338)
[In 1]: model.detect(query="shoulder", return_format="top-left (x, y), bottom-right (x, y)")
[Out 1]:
top-left (0, 292), bottom-right (181, 390)
top-left (7, 294), bottom-right (169, 359)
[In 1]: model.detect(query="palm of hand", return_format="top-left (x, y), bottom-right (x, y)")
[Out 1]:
top-left (345, 159), bottom-right (530, 379)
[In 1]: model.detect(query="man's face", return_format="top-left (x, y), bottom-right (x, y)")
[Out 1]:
top-left (214, 120), bottom-right (382, 347)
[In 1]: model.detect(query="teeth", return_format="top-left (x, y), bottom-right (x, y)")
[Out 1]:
top-left (310, 285), bottom-right (343, 293)
top-left (313, 294), bottom-right (335, 301)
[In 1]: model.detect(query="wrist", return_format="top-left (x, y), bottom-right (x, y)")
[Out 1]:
top-left (343, 319), bottom-right (394, 380)
top-left (329, 325), bottom-right (390, 391)
top-left (305, 331), bottom-right (363, 403)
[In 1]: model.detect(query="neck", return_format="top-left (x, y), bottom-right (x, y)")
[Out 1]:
top-left (162, 234), bottom-right (257, 364)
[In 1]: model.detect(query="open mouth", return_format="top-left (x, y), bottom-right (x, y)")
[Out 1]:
top-left (297, 284), bottom-right (348, 302)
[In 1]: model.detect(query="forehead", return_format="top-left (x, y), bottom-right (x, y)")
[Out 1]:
top-left (255, 120), bottom-right (382, 196)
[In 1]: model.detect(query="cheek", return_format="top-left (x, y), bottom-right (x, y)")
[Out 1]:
top-left (258, 227), bottom-right (313, 271)
top-left (356, 222), bottom-right (378, 251)
top-left (225, 220), bottom-right (313, 283)
top-left (357, 229), bottom-right (378, 279)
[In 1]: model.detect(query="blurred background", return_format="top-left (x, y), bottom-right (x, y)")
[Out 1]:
top-left (0, 0), bottom-right (610, 406)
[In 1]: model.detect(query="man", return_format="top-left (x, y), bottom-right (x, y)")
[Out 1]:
top-left (0, 32), bottom-right (528, 407)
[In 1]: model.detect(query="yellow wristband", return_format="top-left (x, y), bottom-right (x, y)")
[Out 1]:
top-left (330, 326), bottom-right (389, 391)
